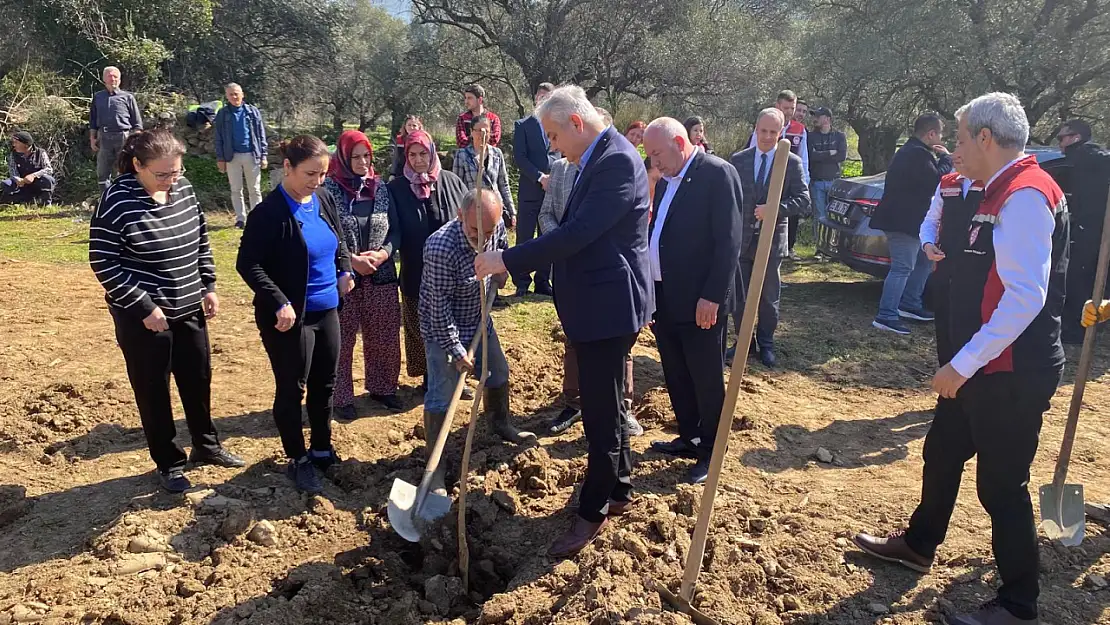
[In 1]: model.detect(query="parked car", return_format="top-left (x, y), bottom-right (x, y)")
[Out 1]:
top-left (814, 147), bottom-right (1071, 277)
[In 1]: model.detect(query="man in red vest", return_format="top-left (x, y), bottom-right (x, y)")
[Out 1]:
top-left (749, 90), bottom-right (810, 258)
top-left (853, 92), bottom-right (1069, 625)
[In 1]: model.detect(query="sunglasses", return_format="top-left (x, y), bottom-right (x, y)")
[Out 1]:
top-left (1056, 132), bottom-right (1078, 142)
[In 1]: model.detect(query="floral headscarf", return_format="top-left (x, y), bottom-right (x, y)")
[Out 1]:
top-left (329, 130), bottom-right (377, 202)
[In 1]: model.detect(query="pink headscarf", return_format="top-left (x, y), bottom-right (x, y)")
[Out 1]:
top-left (403, 130), bottom-right (440, 200)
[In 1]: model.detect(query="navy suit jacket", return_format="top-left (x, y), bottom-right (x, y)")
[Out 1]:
top-left (513, 115), bottom-right (553, 204)
top-left (503, 126), bottom-right (654, 343)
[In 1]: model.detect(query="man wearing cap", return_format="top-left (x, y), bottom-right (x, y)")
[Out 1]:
top-left (89, 66), bottom-right (143, 193)
top-left (1056, 119), bottom-right (1110, 344)
top-left (807, 107), bottom-right (847, 235)
top-left (2, 131), bottom-right (55, 205)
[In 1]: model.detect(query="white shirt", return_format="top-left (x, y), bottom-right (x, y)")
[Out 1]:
top-left (749, 126), bottom-right (809, 185)
top-left (649, 152), bottom-right (696, 282)
top-left (919, 176), bottom-right (973, 246)
top-left (949, 156), bottom-right (1056, 379)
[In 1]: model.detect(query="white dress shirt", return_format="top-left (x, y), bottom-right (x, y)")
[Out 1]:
top-left (749, 127), bottom-right (809, 184)
top-left (949, 157), bottom-right (1056, 379)
top-left (649, 152), bottom-right (696, 282)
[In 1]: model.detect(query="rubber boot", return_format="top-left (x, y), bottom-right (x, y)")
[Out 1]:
top-left (485, 384), bottom-right (536, 444)
top-left (422, 409), bottom-right (448, 495)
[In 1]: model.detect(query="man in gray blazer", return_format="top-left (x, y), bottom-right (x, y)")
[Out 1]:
top-left (727, 108), bottom-right (810, 368)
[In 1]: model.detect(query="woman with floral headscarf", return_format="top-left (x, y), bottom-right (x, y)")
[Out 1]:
top-left (323, 130), bottom-right (403, 418)
top-left (387, 130), bottom-right (468, 389)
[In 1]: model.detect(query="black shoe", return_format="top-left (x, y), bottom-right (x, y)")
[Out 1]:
top-left (946, 599), bottom-right (1038, 624)
top-left (650, 437), bottom-right (698, 459)
top-left (687, 458), bottom-right (710, 485)
top-left (461, 385), bottom-right (475, 401)
top-left (724, 344), bottom-right (736, 367)
top-left (534, 283), bottom-right (553, 297)
top-left (492, 294), bottom-right (510, 309)
top-left (514, 284), bottom-right (530, 297)
top-left (759, 347), bottom-right (776, 368)
top-left (370, 393), bottom-right (404, 412)
top-left (307, 448), bottom-right (341, 471)
top-left (189, 447), bottom-right (246, 468)
top-left (549, 406), bottom-right (582, 434)
top-left (159, 468), bottom-right (191, 493)
top-left (335, 404), bottom-right (358, 422)
top-left (234, 220), bottom-right (245, 229)
top-left (287, 457), bottom-right (323, 493)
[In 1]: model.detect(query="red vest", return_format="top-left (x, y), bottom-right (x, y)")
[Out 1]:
top-left (948, 156), bottom-right (1068, 375)
top-left (783, 120), bottom-right (806, 156)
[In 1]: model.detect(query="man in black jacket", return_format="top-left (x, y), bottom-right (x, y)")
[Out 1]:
top-left (1057, 119), bottom-right (1110, 343)
top-left (727, 108), bottom-right (810, 368)
top-left (641, 118), bottom-right (742, 484)
top-left (869, 113), bottom-right (953, 335)
top-left (807, 107), bottom-right (847, 236)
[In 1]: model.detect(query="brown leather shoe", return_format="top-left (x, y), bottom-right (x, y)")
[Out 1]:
top-left (607, 499), bottom-right (636, 517)
top-left (548, 516), bottom-right (608, 558)
top-left (853, 530), bottom-right (934, 573)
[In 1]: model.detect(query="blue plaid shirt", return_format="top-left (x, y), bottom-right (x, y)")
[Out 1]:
top-left (418, 218), bottom-right (508, 359)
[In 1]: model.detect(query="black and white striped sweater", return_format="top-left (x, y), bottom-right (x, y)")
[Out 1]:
top-left (89, 174), bottom-right (216, 321)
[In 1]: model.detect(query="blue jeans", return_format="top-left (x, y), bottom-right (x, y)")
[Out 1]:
top-left (424, 325), bottom-right (509, 413)
top-left (877, 231), bottom-right (932, 321)
top-left (810, 180), bottom-right (834, 237)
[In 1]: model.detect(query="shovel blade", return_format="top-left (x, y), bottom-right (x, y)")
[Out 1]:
top-left (1039, 483), bottom-right (1085, 546)
top-left (655, 581), bottom-right (722, 625)
top-left (387, 478), bottom-right (452, 543)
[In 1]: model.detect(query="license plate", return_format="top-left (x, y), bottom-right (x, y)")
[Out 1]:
top-left (828, 199), bottom-right (851, 216)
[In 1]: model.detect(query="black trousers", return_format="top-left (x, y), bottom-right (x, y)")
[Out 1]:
top-left (573, 332), bottom-right (637, 523)
top-left (510, 198), bottom-right (550, 290)
top-left (1, 176), bottom-right (53, 204)
top-left (731, 250), bottom-right (783, 349)
top-left (112, 308), bottom-right (220, 473)
top-left (904, 369), bottom-right (1061, 620)
top-left (787, 215), bottom-right (800, 251)
top-left (259, 308), bottom-right (340, 460)
top-left (654, 282), bottom-right (726, 458)
top-left (1062, 250), bottom-right (1099, 342)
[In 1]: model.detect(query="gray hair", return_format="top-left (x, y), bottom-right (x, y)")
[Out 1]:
top-left (460, 188), bottom-right (501, 214)
top-left (225, 82), bottom-right (243, 92)
top-left (102, 66), bottom-right (121, 78)
top-left (535, 85), bottom-right (603, 127)
top-left (957, 92), bottom-right (1029, 149)
top-left (645, 117), bottom-right (689, 141)
top-left (756, 107), bottom-right (785, 127)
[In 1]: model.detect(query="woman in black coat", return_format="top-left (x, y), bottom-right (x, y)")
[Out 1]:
top-left (387, 129), bottom-right (467, 387)
top-left (236, 135), bottom-right (355, 494)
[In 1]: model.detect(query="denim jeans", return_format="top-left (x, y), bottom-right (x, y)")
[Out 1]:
top-left (423, 325), bottom-right (509, 413)
top-left (810, 180), bottom-right (834, 238)
top-left (877, 231), bottom-right (932, 321)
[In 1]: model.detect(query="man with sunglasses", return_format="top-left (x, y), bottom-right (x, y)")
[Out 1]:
top-left (1057, 119), bottom-right (1110, 344)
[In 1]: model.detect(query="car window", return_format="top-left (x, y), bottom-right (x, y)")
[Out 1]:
top-left (1042, 160), bottom-right (1072, 196)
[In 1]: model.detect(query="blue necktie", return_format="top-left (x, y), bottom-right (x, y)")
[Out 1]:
top-left (756, 153), bottom-right (769, 203)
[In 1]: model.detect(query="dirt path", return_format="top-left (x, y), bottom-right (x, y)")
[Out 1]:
top-left (0, 254), bottom-right (1107, 625)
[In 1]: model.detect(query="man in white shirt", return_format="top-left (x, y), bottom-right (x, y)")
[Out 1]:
top-left (854, 92), bottom-right (1069, 625)
top-left (642, 118), bottom-right (742, 484)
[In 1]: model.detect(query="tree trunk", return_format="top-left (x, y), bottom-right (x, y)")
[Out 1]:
top-left (853, 121), bottom-right (900, 175)
top-left (332, 112), bottom-right (345, 135)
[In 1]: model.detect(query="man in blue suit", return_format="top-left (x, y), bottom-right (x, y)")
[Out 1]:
top-left (475, 84), bottom-right (654, 558)
top-left (510, 82), bottom-right (556, 296)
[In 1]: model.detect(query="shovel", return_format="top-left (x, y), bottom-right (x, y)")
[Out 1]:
top-left (657, 139), bottom-right (792, 623)
top-left (388, 285), bottom-right (497, 542)
top-left (1038, 190), bottom-right (1110, 546)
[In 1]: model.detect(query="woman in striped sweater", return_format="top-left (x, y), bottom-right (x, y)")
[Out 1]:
top-left (89, 129), bottom-right (244, 493)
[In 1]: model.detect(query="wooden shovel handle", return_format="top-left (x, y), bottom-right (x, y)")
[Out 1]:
top-left (679, 139), bottom-right (793, 602)
top-left (1052, 186), bottom-right (1110, 489)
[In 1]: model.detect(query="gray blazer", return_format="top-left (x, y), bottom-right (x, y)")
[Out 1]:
top-left (728, 147), bottom-right (810, 259)
top-left (537, 158), bottom-right (578, 234)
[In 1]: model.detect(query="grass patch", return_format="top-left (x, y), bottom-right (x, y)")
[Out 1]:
top-left (0, 203), bottom-right (94, 264)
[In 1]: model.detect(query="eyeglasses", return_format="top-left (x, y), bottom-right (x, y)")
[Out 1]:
top-left (152, 167), bottom-right (186, 182)
top-left (1056, 132), bottom-right (1078, 142)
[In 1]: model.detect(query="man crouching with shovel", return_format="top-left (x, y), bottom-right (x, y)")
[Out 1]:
top-left (853, 93), bottom-right (1069, 625)
top-left (419, 188), bottom-right (537, 494)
